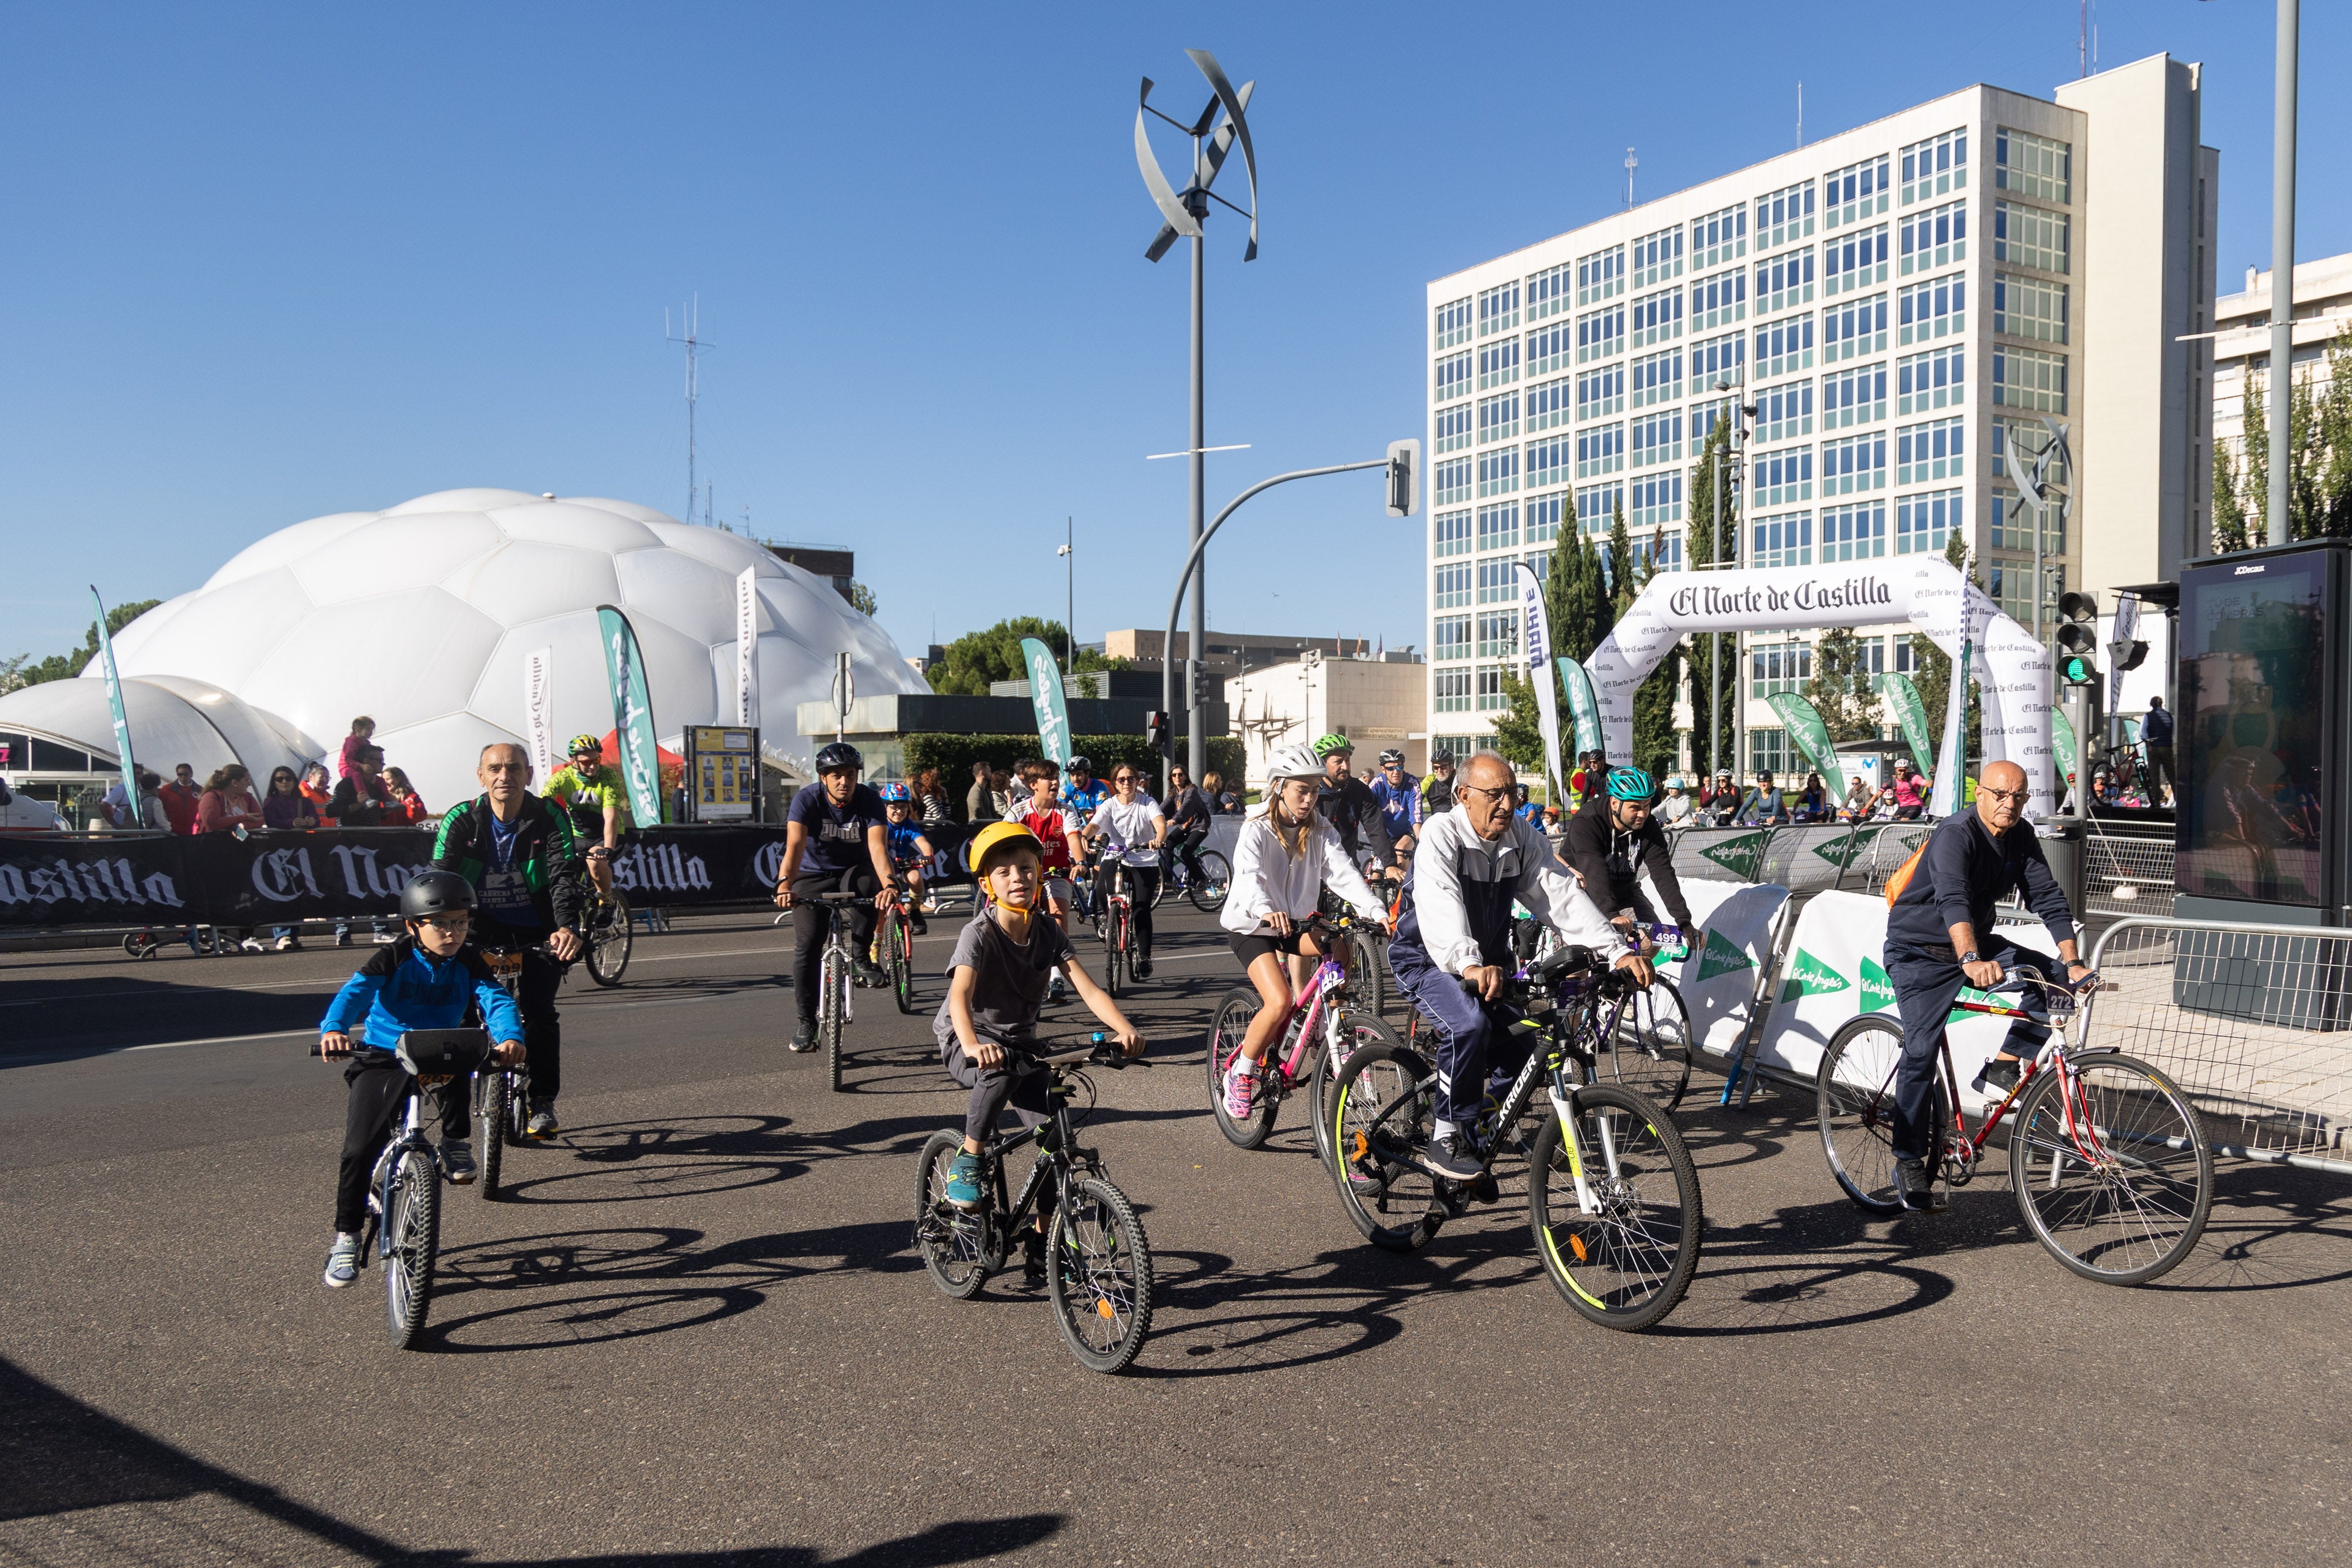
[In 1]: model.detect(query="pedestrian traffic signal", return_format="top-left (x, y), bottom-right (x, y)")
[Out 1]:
top-left (2056, 590), bottom-right (2099, 686)
top-left (1146, 710), bottom-right (1171, 754)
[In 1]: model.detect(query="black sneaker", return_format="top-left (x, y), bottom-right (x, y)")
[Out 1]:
top-left (1134, 955), bottom-right (1153, 980)
top-left (788, 1022), bottom-right (817, 1053)
top-left (1892, 1156), bottom-right (1946, 1213)
top-left (1971, 1057), bottom-right (2022, 1096)
top-left (440, 1139), bottom-right (478, 1185)
top-left (1423, 1132), bottom-right (1485, 1183)
top-left (910, 912), bottom-right (928, 936)
top-left (853, 960), bottom-right (888, 989)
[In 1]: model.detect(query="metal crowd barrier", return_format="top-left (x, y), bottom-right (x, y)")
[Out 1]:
top-left (1665, 821), bottom-right (1932, 896)
top-left (2077, 821), bottom-right (2177, 920)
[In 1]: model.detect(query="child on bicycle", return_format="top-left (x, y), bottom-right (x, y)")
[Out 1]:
top-left (315, 870), bottom-right (525, 1290)
top-left (877, 783), bottom-right (935, 935)
top-left (1217, 741), bottom-right (1389, 1120)
top-left (937, 823), bottom-right (1142, 1212)
top-left (1007, 757), bottom-right (1085, 999)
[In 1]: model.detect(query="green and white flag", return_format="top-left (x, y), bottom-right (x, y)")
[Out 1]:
top-left (2051, 707), bottom-right (2078, 784)
top-left (1928, 611), bottom-right (1974, 818)
top-left (1763, 691), bottom-right (1844, 795)
top-left (1020, 636), bottom-right (1073, 768)
top-left (1558, 657), bottom-right (1603, 768)
top-left (596, 604), bottom-right (664, 826)
top-left (1875, 672), bottom-right (1935, 769)
top-left (88, 587), bottom-right (140, 823)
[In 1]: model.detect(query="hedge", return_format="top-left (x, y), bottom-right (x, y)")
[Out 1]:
top-left (901, 734), bottom-right (1245, 821)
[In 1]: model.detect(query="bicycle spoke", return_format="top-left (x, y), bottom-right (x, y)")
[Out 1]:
top-left (2012, 1056), bottom-right (2210, 1282)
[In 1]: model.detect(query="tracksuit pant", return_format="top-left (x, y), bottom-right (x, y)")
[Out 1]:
top-left (1390, 946), bottom-right (1532, 1134)
top-left (943, 1042), bottom-right (1053, 1145)
top-left (1885, 942), bottom-right (2058, 1162)
top-left (335, 1050), bottom-right (467, 1233)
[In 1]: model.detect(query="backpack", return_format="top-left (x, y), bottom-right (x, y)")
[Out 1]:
top-left (1883, 837), bottom-right (1930, 907)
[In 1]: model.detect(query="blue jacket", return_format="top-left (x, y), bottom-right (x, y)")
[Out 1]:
top-left (1370, 773), bottom-right (1422, 841)
top-left (1887, 809), bottom-right (2077, 953)
top-left (320, 938), bottom-right (523, 1050)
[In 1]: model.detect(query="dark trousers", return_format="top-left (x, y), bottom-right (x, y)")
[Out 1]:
top-left (943, 1042), bottom-right (1053, 1145)
top-left (1885, 942), bottom-right (2058, 1162)
top-left (791, 865), bottom-right (879, 1025)
top-left (1166, 826), bottom-right (1207, 880)
top-left (2144, 743), bottom-right (2176, 801)
top-left (335, 1051), bottom-right (466, 1233)
top-left (1391, 947), bottom-right (1531, 1131)
top-left (1102, 862), bottom-right (1158, 955)
top-left (511, 948), bottom-right (565, 1102)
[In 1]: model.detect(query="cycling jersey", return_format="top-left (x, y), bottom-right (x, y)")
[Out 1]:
top-left (544, 763), bottom-right (629, 840)
top-left (886, 820), bottom-right (929, 865)
top-left (1421, 771), bottom-right (1457, 815)
top-left (1059, 779), bottom-right (1110, 826)
top-left (1317, 776), bottom-right (1397, 868)
top-left (1369, 771), bottom-right (1422, 842)
top-left (1561, 792), bottom-right (1695, 930)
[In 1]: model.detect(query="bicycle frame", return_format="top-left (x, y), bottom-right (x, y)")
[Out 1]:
top-left (1263, 952), bottom-right (1351, 1093)
top-left (370, 1081), bottom-right (437, 1258)
top-left (1861, 982), bottom-right (2113, 1182)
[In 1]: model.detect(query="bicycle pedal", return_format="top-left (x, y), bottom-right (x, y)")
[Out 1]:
top-left (1469, 1171), bottom-right (1501, 1204)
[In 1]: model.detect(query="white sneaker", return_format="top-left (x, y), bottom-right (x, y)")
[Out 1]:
top-left (239, 937), bottom-right (266, 954)
top-left (272, 935), bottom-right (296, 952)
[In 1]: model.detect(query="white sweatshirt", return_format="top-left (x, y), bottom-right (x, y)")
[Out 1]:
top-left (1405, 805), bottom-right (1626, 975)
top-left (1220, 813), bottom-right (1388, 935)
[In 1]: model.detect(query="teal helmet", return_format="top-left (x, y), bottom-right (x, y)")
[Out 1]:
top-left (1606, 765), bottom-right (1657, 803)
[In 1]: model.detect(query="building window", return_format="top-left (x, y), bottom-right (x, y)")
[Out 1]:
top-left (1898, 198), bottom-right (1966, 275)
top-left (1989, 488), bottom-right (2066, 555)
top-left (1434, 510), bottom-right (1472, 558)
top-left (1526, 436), bottom-right (1570, 490)
top-left (1476, 502), bottom-right (1519, 553)
top-left (1820, 500), bottom-right (1886, 560)
top-left (1576, 423), bottom-right (1625, 477)
top-left (1896, 345), bottom-right (1965, 414)
top-left (1526, 320), bottom-right (1573, 377)
top-left (1433, 616), bottom-right (1472, 661)
top-left (1522, 548), bottom-right (1552, 582)
top-left (1822, 293), bottom-right (1887, 362)
top-left (1476, 666), bottom-right (1508, 711)
top-left (1528, 373), bottom-right (1575, 432)
top-left (1992, 345), bottom-right (2068, 413)
top-left (1756, 178), bottom-right (1816, 249)
top-left (1748, 727), bottom-right (1791, 774)
top-left (1435, 297), bottom-right (1473, 349)
top-left (1822, 431), bottom-right (1887, 495)
top-left (1631, 285), bottom-right (1682, 347)
top-left (1689, 394), bottom-right (1735, 446)
top-left (1435, 457), bottom-right (1472, 505)
top-left (1571, 365), bottom-right (1622, 422)
top-left (1754, 248), bottom-right (1815, 315)
top-left (1992, 274), bottom-right (2066, 343)
top-left (1988, 561), bottom-right (2059, 628)
top-left (1690, 330), bottom-right (1745, 396)
top-left (1689, 265), bottom-right (1747, 331)
top-left (1752, 449), bottom-right (1813, 508)
top-left (1900, 128), bottom-right (1968, 204)
top-left (1475, 610), bottom-right (1519, 659)
top-left (1524, 491), bottom-right (1565, 544)
top-left (1632, 410), bottom-right (1682, 467)
top-left (1692, 200), bottom-right (1746, 269)
top-left (1750, 511), bottom-right (1813, 568)
top-left (1434, 562), bottom-right (1472, 609)
top-left (1993, 201), bottom-right (2070, 275)
top-left (1575, 482), bottom-right (1622, 534)
top-left (1477, 447), bottom-right (1519, 497)
top-left (1631, 223), bottom-right (1684, 287)
top-left (1630, 472), bottom-right (1683, 530)
top-left (1821, 362), bottom-right (1887, 428)
top-left (1630, 527), bottom-right (1683, 573)
top-left (1476, 558), bottom-right (1519, 604)
top-left (1632, 348), bottom-right (1682, 408)
top-left (1897, 273), bottom-right (1966, 345)
top-left (1478, 281), bottom-right (1520, 336)
top-left (1895, 417), bottom-right (1964, 484)
top-left (1478, 392), bottom-right (1520, 445)
top-left (1527, 261), bottom-right (1574, 322)
top-left (1751, 641), bottom-right (1813, 696)
top-left (1825, 154), bottom-right (1890, 226)
top-left (1576, 305), bottom-right (1625, 362)
top-left (1755, 315), bottom-right (1815, 379)
top-left (1823, 224), bottom-right (1888, 295)
top-left (1432, 666), bottom-right (1472, 713)
top-left (1895, 487), bottom-right (1960, 555)
top-left (1757, 377), bottom-right (1813, 443)
top-left (1578, 245), bottom-right (1626, 305)
top-left (1478, 336), bottom-right (1521, 389)
top-left (1994, 128), bottom-right (2071, 204)
top-left (1436, 349), bottom-right (1472, 403)
top-left (1435, 403), bottom-right (1474, 453)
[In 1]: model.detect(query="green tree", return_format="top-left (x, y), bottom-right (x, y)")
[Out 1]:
top-left (1683, 414), bottom-right (1738, 778)
top-left (1489, 671), bottom-right (1547, 774)
top-left (848, 581), bottom-right (879, 617)
top-left (4, 599), bottom-right (162, 692)
top-left (2223, 326), bottom-right (2352, 551)
top-left (927, 617), bottom-right (1125, 694)
top-left (1802, 627), bottom-right (1881, 741)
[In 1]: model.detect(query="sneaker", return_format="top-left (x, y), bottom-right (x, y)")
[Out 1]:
top-left (1046, 972), bottom-right (1067, 1004)
top-left (1892, 1156), bottom-right (1945, 1213)
top-left (1134, 955), bottom-right (1154, 981)
top-left (943, 1152), bottom-right (986, 1211)
top-left (323, 1233), bottom-right (360, 1289)
top-left (1970, 1057), bottom-right (2023, 1096)
top-left (371, 932), bottom-right (396, 945)
top-left (853, 959), bottom-right (888, 989)
top-left (272, 935), bottom-right (296, 953)
top-left (910, 912), bottom-right (928, 936)
top-left (1424, 1132), bottom-right (1484, 1183)
top-left (240, 937), bottom-right (266, 954)
top-left (526, 1105), bottom-right (559, 1139)
top-left (334, 930), bottom-right (352, 949)
top-left (787, 1021), bottom-right (817, 1052)
top-left (1222, 1061), bottom-right (1259, 1121)
top-left (441, 1139), bottom-right (477, 1185)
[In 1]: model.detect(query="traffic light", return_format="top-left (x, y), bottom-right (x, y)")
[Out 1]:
top-left (2056, 590), bottom-right (2099, 686)
top-left (1188, 659), bottom-right (1211, 706)
top-left (1386, 439), bottom-right (1419, 518)
top-left (1146, 710), bottom-right (1171, 755)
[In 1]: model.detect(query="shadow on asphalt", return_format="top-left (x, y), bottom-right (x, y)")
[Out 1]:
top-left (3, 972), bottom-right (332, 1063)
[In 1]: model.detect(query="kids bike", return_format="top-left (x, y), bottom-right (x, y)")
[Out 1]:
top-left (1205, 917), bottom-right (1406, 1168)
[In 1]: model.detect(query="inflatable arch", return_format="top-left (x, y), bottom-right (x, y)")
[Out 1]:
top-left (1585, 557), bottom-right (2056, 815)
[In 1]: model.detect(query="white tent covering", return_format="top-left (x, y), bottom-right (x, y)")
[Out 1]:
top-left (4, 490), bottom-right (929, 807)
top-left (0, 672), bottom-right (311, 783)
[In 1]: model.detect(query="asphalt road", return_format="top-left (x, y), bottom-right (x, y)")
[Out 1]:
top-left (4, 902), bottom-right (2348, 1567)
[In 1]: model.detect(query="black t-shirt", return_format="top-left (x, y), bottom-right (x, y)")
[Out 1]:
top-left (789, 782), bottom-right (887, 874)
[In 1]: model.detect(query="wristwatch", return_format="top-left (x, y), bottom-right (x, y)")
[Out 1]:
top-left (1959, 950), bottom-right (1981, 965)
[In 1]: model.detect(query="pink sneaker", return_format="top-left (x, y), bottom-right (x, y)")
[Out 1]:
top-left (1222, 1061), bottom-right (1258, 1121)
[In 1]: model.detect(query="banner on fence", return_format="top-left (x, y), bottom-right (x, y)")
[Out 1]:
top-left (1679, 882), bottom-right (1790, 1059)
top-left (597, 605), bottom-right (665, 827)
top-left (1764, 691), bottom-right (1846, 795)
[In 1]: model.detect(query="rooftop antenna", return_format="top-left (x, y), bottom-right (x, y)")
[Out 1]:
top-left (1796, 82), bottom-right (1803, 148)
top-left (1623, 147), bottom-right (1636, 208)
top-left (664, 296), bottom-right (714, 526)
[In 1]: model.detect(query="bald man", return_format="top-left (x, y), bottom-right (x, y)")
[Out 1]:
top-left (1883, 758), bottom-right (2087, 1212)
top-left (1385, 751), bottom-right (1648, 1183)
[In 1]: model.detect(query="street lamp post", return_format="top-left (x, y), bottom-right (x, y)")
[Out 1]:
top-left (2268, 0), bottom-right (2300, 547)
top-left (1057, 519), bottom-right (1074, 678)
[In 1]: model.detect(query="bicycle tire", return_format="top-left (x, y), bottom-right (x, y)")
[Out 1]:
top-left (1187, 850), bottom-right (1231, 914)
top-left (1598, 976), bottom-right (1692, 1113)
top-left (2009, 1052), bottom-right (2213, 1285)
top-left (475, 1071), bottom-right (505, 1201)
top-left (886, 910), bottom-right (916, 1015)
top-left (1344, 931), bottom-right (1387, 1019)
top-left (913, 1130), bottom-right (991, 1299)
top-left (1046, 1174), bottom-right (1154, 1373)
top-left (1328, 1039), bottom-right (1444, 1252)
top-left (1312, 1013), bottom-right (1406, 1173)
top-left (384, 1148), bottom-right (439, 1349)
top-left (1103, 906), bottom-right (1125, 999)
top-left (1817, 1015), bottom-right (1911, 1215)
top-left (823, 948), bottom-right (846, 1092)
top-left (584, 891), bottom-right (633, 987)
top-left (1205, 990), bottom-right (1281, 1149)
top-left (506, 1068), bottom-right (530, 1145)
top-left (1527, 1083), bottom-right (1702, 1331)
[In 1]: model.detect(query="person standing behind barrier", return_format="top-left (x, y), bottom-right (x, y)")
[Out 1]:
top-left (260, 767), bottom-right (319, 950)
top-left (1890, 761), bottom-right (1927, 820)
top-left (383, 767), bottom-right (432, 827)
top-left (1739, 770), bottom-right (1790, 826)
top-left (1655, 776), bottom-right (1694, 828)
top-left (914, 768), bottom-right (953, 831)
top-left (197, 765), bottom-right (268, 952)
top-left (965, 761), bottom-right (1000, 824)
top-left (158, 763), bottom-right (202, 835)
top-left (1883, 758), bottom-right (2087, 1212)
top-left (2141, 697), bottom-right (2176, 807)
top-left (1840, 775), bottom-right (1872, 821)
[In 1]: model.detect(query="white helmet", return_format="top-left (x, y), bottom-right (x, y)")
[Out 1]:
top-left (1264, 742), bottom-right (1325, 783)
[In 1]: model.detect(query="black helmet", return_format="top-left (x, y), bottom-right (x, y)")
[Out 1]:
top-left (814, 742), bottom-right (863, 774)
top-left (1067, 754), bottom-right (1091, 773)
top-left (400, 869), bottom-right (477, 922)
top-left (1432, 749), bottom-right (1455, 766)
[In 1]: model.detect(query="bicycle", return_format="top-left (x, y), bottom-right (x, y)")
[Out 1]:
top-left (470, 939), bottom-right (556, 1197)
top-left (811, 890), bottom-right (880, 1092)
top-left (1817, 965), bottom-right (2212, 1283)
top-left (1205, 917), bottom-right (1406, 1166)
top-left (579, 878), bottom-right (633, 987)
top-left (1151, 836), bottom-right (1232, 913)
top-left (1328, 944), bottom-right (1704, 1331)
top-left (317, 1028), bottom-right (490, 1348)
top-left (877, 882), bottom-right (917, 1015)
top-left (1094, 855), bottom-right (1140, 998)
top-left (912, 1039), bottom-right (1154, 1373)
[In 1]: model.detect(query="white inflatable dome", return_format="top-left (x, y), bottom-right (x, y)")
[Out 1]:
top-left (92, 489), bottom-right (930, 807)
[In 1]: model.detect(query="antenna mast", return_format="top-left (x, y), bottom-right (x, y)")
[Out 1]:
top-left (1623, 147), bottom-right (1637, 208)
top-left (664, 296), bottom-right (714, 526)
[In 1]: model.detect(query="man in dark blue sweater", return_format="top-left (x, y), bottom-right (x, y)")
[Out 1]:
top-left (1884, 758), bottom-right (2088, 1211)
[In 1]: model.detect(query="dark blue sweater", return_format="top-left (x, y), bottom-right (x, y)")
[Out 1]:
top-left (1887, 810), bottom-right (2076, 953)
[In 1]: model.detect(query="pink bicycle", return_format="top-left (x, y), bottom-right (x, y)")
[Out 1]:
top-left (1205, 912), bottom-right (1404, 1168)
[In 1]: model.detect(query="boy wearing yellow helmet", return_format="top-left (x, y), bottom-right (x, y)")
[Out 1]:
top-left (935, 822), bottom-right (1143, 1211)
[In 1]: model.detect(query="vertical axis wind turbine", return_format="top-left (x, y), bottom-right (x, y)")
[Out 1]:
top-left (1136, 48), bottom-right (1258, 785)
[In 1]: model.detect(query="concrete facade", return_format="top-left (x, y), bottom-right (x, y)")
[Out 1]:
top-left (1223, 652), bottom-right (1429, 791)
top-left (2211, 252), bottom-right (2352, 466)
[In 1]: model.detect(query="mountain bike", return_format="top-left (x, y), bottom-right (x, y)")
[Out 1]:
top-left (1152, 837), bottom-right (1231, 913)
top-left (1817, 966), bottom-right (2213, 1283)
top-left (1329, 945), bottom-right (1703, 1332)
top-left (912, 1039), bottom-right (1154, 1373)
top-left (877, 886), bottom-right (917, 1015)
top-left (579, 878), bottom-right (633, 987)
top-left (1095, 857), bottom-right (1139, 998)
top-left (1206, 917), bottom-right (1405, 1166)
top-left (470, 941), bottom-right (552, 1197)
top-left (813, 890), bottom-right (875, 1092)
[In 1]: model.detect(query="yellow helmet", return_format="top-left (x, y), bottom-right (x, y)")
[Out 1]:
top-left (966, 821), bottom-right (1044, 901)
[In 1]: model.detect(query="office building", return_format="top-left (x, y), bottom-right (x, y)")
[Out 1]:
top-left (2211, 252), bottom-right (2352, 468)
top-left (1423, 54), bottom-right (2215, 774)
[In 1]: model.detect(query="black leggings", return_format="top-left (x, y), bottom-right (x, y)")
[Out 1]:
top-left (791, 864), bottom-right (879, 1025)
top-left (1102, 862), bottom-right (1158, 955)
top-left (336, 1052), bottom-right (467, 1233)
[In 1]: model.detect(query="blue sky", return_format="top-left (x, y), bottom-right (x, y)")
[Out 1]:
top-left (4, 1), bottom-right (2345, 665)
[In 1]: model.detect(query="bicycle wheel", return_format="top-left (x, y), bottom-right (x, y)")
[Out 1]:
top-left (1598, 977), bottom-right (1692, 1113)
top-left (2009, 1053), bottom-right (2213, 1285)
top-left (506, 1068), bottom-right (530, 1145)
top-left (1342, 931), bottom-right (1387, 1019)
top-left (886, 910), bottom-right (916, 1015)
top-left (1817, 1015), bottom-right (1910, 1215)
top-left (1102, 907), bottom-right (1125, 999)
top-left (1312, 1013), bottom-right (1406, 1172)
top-left (584, 891), bottom-right (633, 987)
top-left (913, 1130), bottom-right (991, 1299)
top-left (383, 1148), bottom-right (440, 1349)
top-left (1187, 850), bottom-right (1231, 913)
top-left (475, 1071), bottom-right (505, 1201)
top-left (1046, 1175), bottom-right (1154, 1373)
top-left (1205, 990), bottom-right (1281, 1149)
top-left (1328, 1040), bottom-right (1443, 1252)
top-left (823, 948), bottom-right (847, 1092)
top-left (1527, 1084), bottom-right (1702, 1331)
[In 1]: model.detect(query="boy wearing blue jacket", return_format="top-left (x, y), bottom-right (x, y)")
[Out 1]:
top-left (318, 870), bottom-right (524, 1289)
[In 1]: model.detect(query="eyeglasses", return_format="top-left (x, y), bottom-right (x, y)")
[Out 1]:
top-left (417, 913), bottom-right (471, 931)
top-left (1456, 783), bottom-right (1511, 804)
top-left (1980, 786), bottom-right (2030, 804)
